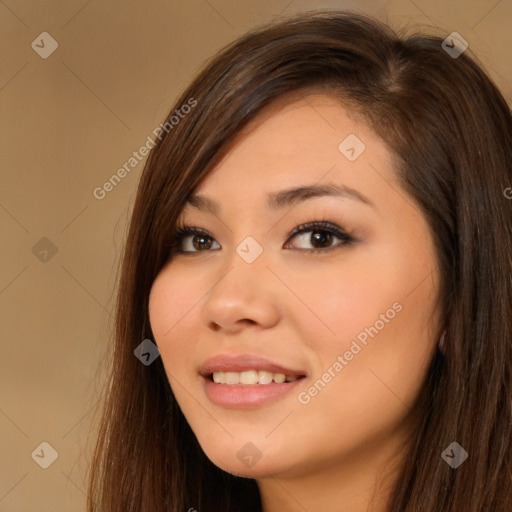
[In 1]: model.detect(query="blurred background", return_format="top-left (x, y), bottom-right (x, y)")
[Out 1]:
top-left (1, 0), bottom-right (510, 510)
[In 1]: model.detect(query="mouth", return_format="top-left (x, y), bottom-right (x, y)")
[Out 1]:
top-left (199, 353), bottom-right (307, 408)
top-left (208, 370), bottom-right (306, 385)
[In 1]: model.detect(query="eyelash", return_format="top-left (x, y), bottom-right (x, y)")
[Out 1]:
top-left (169, 220), bottom-right (356, 255)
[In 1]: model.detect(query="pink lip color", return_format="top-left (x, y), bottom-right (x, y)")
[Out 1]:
top-left (200, 353), bottom-right (306, 378)
top-left (203, 376), bottom-right (305, 408)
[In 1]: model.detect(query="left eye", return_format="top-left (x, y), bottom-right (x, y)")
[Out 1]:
top-left (170, 220), bottom-right (355, 254)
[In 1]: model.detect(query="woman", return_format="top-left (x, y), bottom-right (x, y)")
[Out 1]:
top-left (87, 10), bottom-right (512, 511)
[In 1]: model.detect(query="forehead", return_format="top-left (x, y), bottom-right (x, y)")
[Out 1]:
top-left (182, 92), bottom-right (396, 212)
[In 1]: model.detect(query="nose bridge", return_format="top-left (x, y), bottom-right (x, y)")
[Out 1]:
top-left (218, 207), bottom-right (269, 269)
top-left (200, 239), bottom-right (280, 331)
top-left (216, 238), bottom-right (270, 299)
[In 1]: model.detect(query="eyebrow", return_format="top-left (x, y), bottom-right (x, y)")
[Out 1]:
top-left (184, 182), bottom-right (375, 215)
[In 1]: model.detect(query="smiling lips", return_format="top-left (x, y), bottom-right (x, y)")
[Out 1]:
top-left (200, 353), bottom-right (307, 380)
top-left (200, 353), bottom-right (307, 407)
top-left (212, 369), bottom-right (300, 385)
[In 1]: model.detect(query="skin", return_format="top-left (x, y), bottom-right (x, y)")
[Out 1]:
top-left (148, 92), bottom-right (441, 512)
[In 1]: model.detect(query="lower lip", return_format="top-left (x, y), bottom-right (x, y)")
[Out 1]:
top-left (203, 376), bottom-right (305, 408)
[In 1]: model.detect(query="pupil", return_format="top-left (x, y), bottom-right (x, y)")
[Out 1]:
top-left (312, 231), bottom-right (331, 248)
top-left (189, 231), bottom-right (332, 251)
top-left (193, 235), bottom-right (211, 250)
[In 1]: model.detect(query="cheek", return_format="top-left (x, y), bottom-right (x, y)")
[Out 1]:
top-left (148, 280), bottom-right (175, 339)
top-left (148, 265), bottom-right (206, 338)
top-left (148, 273), bottom-right (200, 373)
top-left (148, 275), bottom-right (206, 422)
top-left (292, 242), bottom-right (438, 402)
top-left (283, 251), bottom-right (405, 353)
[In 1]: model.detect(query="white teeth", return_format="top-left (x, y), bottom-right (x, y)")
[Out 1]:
top-left (224, 372), bottom-right (240, 385)
top-left (258, 370), bottom-right (273, 384)
top-left (273, 373), bottom-right (286, 383)
top-left (211, 370), bottom-right (301, 385)
top-left (213, 371), bottom-right (225, 384)
top-left (240, 370), bottom-right (258, 385)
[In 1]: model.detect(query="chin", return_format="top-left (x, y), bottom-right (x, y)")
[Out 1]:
top-left (199, 440), bottom-right (294, 479)
top-left (211, 457), bottom-right (288, 480)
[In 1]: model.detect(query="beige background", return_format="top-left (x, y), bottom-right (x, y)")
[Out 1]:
top-left (0, 0), bottom-right (510, 510)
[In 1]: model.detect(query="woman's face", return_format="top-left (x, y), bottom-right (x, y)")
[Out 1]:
top-left (148, 93), bottom-right (440, 483)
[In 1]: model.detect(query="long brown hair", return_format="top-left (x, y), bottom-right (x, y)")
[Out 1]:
top-left (87, 10), bottom-right (512, 511)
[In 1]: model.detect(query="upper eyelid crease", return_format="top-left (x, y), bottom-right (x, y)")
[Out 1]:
top-left (183, 182), bottom-right (375, 216)
top-left (171, 221), bottom-right (354, 254)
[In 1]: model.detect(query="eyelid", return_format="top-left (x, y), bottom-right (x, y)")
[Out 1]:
top-left (170, 219), bottom-right (356, 255)
top-left (285, 220), bottom-right (354, 246)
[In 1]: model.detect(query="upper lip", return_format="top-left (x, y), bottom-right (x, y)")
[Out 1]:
top-left (199, 354), bottom-right (307, 378)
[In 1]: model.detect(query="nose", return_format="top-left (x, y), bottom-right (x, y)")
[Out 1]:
top-left (200, 255), bottom-right (281, 334)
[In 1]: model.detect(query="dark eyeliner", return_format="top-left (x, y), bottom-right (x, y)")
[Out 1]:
top-left (286, 220), bottom-right (355, 251)
top-left (170, 225), bottom-right (212, 254)
top-left (170, 220), bottom-right (355, 254)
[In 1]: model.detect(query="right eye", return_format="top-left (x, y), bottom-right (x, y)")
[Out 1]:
top-left (171, 226), bottom-right (220, 254)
